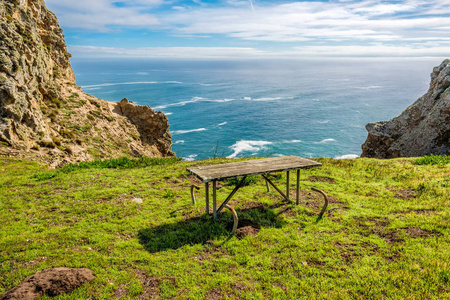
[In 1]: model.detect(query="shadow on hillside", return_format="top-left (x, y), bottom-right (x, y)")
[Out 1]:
top-left (138, 203), bottom-right (289, 253)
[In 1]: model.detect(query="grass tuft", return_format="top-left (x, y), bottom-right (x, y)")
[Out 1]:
top-left (413, 154), bottom-right (450, 165)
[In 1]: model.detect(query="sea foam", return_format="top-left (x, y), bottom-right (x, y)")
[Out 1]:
top-left (183, 154), bottom-right (198, 161)
top-left (227, 140), bottom-right (273, 159)
top-left (171, 128), bottom-right (207, 135)
top-left (315, 138), bottom-right (337, 144)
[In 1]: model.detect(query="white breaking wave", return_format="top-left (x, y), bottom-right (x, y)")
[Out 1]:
top-left (335, 154), bottom-right (359, 159)
top-left (165, 112), bottom-right (173, 115)
top-left (175, 140), bottom-right (185, 144)
top-left (217, 122), bottom-right (227, 126)
top-left (317, 120), bottom-right (330, 124)
top-left (154, 96), bottom-right (293, 109)
top-left (171, 128), bottom-right (207, 135)
top-left (253, 96), bottom-right (294, 101)
top-left (227, 140), bottom-right (273, 159)
top-left (315, 138), bottom-right (337, 144)
top-left (154, 97), bottom-right (205, 109)
top-left (283, 139), bottom-right (302, 143)
top-left (165, 81), bottom-right (183, 84)
top-left (183, 154), bottom-right (198, 161)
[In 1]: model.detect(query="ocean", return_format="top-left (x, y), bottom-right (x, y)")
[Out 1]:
top-left (70, 58), bottom-right (437, 160)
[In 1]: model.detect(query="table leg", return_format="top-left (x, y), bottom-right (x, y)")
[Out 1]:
top-left (213, 180), bottom-right (217, 221)
top-left (286, 171), bottom-right (290, 201)
top-left (296, 169), bottom-right (300, 205)
top-left (205, 182), bottom-right (209, 215)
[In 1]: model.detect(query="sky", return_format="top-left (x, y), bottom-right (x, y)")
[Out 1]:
top-left (45, 0), bottom-right (450, 60)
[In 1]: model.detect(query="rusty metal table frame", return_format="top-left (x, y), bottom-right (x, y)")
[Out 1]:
top-left (187, 156), bottom-right (323, 223)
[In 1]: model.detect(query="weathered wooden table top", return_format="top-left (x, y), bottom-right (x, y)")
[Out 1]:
top-left (187, 156), bottom-right (322, 182)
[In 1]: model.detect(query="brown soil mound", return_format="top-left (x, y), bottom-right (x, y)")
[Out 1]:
top-left (0, 267), bottom-right (94, 300)
top-left (235, 219), bottom-right (261, 238)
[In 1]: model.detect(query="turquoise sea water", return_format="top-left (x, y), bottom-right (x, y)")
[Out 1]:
top-left (71, 59), bottom-right (436, 160)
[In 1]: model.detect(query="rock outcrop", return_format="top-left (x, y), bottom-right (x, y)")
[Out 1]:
top-left (0, 0), bottom-right (173, 166)
top-left (361, 59), bottom-right (450, 158)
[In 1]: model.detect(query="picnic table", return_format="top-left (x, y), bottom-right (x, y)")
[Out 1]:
top-left (187, 156), bottom-right (325, 233)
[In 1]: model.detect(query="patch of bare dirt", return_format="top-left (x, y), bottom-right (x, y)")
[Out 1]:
top-left (297, 190), bottom-right (346, 213)
top-left (235, 219), bottom-right (261, 239)
top-left (402, 227), bottom-right (442, 238)
top-left (395, 209), bottom-right (435, 215)
top-left (134, 270), bottom-right (163, 300)
top-left (334, 242), bottom-right (360, 263)
top-left (238, 201), bottom-right (266, 211)
top-left (0, 267), bottom-right (94, 300)
top-left (206, 287), bottom-right (229, 300)
top-left (306, 259), bottom-right (327, 267)
top-left (308, 176), bottom-right (336, 184)
top-left (22, 257), bottom-right (47, 267)
top-left (353, 217), bottom-right (403, 244)
top-left (114, 285), bottom-right (127, 298)
top-left (233, 282), bottom-right (248, 292)
top-left (384, 250), bottom-right (402, 262)
top-left (393, 188), bottom-right (417, 200)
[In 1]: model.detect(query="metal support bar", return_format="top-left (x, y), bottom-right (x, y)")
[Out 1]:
top-left (213, 180), bottom-right (217, 220)
top-left (205, 182), bottom-right (209, 215)
top-left (265, 179), bottom-right (270, 192)
top-left (190, 185), bottom-right (199, 205)
top-left (216, 176), bottom-right (247, 215)
top-left (225, 204), bottom-right (239, 234)
top-left (311, 187), bottom-right (329, 219)
top-left (296, 169), bottom-right (300, 205)
top-left (262, 174), bottom-right (290, 202)
top-left (286, 171), bottom-right (290, 201)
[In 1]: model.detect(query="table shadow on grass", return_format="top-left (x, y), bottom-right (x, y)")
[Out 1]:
top-left (138, 204), bottom-right (289, 253)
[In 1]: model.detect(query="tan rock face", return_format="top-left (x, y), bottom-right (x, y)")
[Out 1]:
top-left (361, 59), bottom-right (450, 158)
top-left (0, 0), bottom-right (173, 165)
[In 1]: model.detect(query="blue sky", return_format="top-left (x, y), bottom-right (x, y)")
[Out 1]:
top-left (45, 0), bottom-right (450, 59)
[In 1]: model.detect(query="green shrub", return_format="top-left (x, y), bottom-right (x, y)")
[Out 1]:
top-left (413, 154), bottom-right (450, 165)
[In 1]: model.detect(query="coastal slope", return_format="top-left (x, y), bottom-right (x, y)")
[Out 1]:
top-left (0, 0), bottom-right (173, 166)
top-left (362, 59), bottom-right (450, 158)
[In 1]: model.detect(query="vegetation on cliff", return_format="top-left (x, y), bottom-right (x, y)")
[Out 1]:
top-left (0, 157), bottom-right (448, 298)
top-left (0, 0), bottom-right (173, 167)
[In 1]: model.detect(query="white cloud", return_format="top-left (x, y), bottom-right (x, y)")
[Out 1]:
top-left (45, 0), bottom-right (160, 30)
top-left (163, 1), bottom-right (450, 43)
top-left (46, 0), bottom-right (450, 58)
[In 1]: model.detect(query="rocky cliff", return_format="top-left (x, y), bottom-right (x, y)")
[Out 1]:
top-left (0, 0), bottom-right (173, 166)
top-left (361, 59), bottom-right (450, 158)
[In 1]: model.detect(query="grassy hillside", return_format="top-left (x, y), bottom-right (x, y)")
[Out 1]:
top-left (0, 156), bottom-right (449, 299)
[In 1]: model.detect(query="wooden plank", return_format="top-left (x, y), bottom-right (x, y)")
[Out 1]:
top-left (187, 156), bottom-right (321, 182)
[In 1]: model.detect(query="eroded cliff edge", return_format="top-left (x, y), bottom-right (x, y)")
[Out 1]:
top-left (0, 0), bottom-right (173, 166)
top-left (361, 59), bottom-right (450, 158)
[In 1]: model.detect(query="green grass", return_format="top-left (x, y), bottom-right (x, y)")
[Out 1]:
top-left (414, 154), bottom-right (450, 165)
top-left (0, 156), bottom-right (449, 299)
